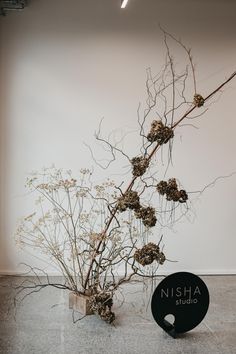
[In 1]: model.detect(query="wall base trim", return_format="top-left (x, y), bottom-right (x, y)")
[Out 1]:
top-left (1, 269), bottom-right (236, 277)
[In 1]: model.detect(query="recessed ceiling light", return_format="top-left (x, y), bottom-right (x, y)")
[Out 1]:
top-left (121, 0), bottom-right (129, 9)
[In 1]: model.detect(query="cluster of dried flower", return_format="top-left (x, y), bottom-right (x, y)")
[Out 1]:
top-left (117, 191), bottom-right (157, 227)
top-left (37, 178), bottom-right (77, 191)
top-left (134, 206), bottom-right (157, 227)
top-left (157, 178), bottom-right (188, 203)
top-left (193, 94), bottom-right (204, 107)
top-left (116, 191), bottom-right (140, 212)
top-left (147, 120), bottom-right (174, 144)
top-left (134, 242), bottom-right (165, 266)
top-left (131, 156), bottom-right (149, 177)
top-left (89, 292), bottom-right (115, 324)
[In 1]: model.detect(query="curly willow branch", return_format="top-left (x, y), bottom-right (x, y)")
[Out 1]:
top-left (83, 71), bottom-right (236, 290)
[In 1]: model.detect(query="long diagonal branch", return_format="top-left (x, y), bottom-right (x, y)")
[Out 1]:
top-left (83, 71), bottom-right (236, 290)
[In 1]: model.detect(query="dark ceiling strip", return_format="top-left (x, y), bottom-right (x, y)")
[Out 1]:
top-left (0, 0), bottom-right (27, 16)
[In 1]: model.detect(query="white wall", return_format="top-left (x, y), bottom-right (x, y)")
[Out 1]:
top-left (0, 0), bottom-right (236, 275)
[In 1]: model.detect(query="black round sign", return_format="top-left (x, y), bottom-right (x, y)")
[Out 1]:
top-left (151, 272), bottom-right (209, 335)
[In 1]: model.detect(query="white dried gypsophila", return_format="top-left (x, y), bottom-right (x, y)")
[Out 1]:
top-left (94, 185), bottom-right (106, 196)
top-left (35, 196), bottom-right (44, 205)
top-left (58, 179), bottom-right (77, 189)
top-left (24, 212), bottom-right (36, 221)
top-left (80, 168), bottom-right (92, 175)
top-left (33, 235), bottom-right (44, 246)
top-left (79, 212), bottom-right (90, 223)
top-left (89, 233), bottom-right (103, 242)
top-left (76, 189), bottom-right (88, 198)
top-left (26, 176), bottom-right (38, 183)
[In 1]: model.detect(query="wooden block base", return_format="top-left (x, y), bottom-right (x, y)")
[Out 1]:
top-left (69, 292), bottom-right (94, 315)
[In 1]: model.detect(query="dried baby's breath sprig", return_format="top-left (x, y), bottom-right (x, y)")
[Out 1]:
top-left (134, 206), bottom-right (157, 227)
top-left (131, 156), bottom-right (149, 177)
top-left (80, 168), bottom-right (92, 175)
top-left (36, 178), bottom-right (77, 191)
top-left (89, 232), bottom-right (103, 244)
top-left (76, 188), bottom-right (88, 198)
top-left (58, 178), bottom-right (77, 189)
top-left (147, 120), bottom-right (174, 144)
top-left (134, 242), bottom-right (166, 266)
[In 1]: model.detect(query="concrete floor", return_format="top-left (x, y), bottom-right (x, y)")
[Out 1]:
top-left (0, 275), bottom-right (235, 354)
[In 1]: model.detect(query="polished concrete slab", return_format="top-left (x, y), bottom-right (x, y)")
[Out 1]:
top-left (0, 276), bottom-right (235, 354)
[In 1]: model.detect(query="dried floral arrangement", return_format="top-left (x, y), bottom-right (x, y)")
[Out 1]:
top-left (14, 30), bottom-right (236, 324)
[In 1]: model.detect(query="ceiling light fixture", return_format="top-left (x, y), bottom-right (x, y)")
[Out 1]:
top-left (121, 0), bottom-right (129, 9)
top-left (0, 0), bottom-right (27, 16)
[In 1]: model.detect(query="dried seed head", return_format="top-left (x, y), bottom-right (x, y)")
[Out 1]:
top-left (147, 120), bottom-right (174, 145)
top-left (135, 206), bottom-right (157, 227)
top-left (134, 242), bottom-right (165, 266)
top-left (131, 156), bottom-right (149, 177)
top-left (194, 94), bottom-right (204, 107)
top-left (117, 190), bottom-right (141, 212)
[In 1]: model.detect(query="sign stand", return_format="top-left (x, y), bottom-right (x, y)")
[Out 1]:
top-left (163, 318), bottom-right (177, 338)
top-left (151, 272), bottom-right (210, 337)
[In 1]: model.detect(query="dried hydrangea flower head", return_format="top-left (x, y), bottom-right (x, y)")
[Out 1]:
top-left (147, 120), bottom-right (174, 144)
top-left (89, 292), bottom-right (115, 324)
top-left (194, 94), bottom-right (204, 107)
top-left (156, 180), bottom-right (168, 195)
top-left (178, 189), bottom-right (188, 203)
top-left (131, 156), bottom-right (149, 177)
top-left (157, 178), bottom-right (188, 203)
top-left (135, 206), bottom-right (157, 227)
top-left (116, 190), bottom-right (141, 212)
top-left (134, 242), bottom-right (166, 266)
top-left (166, 178), bottom-right (179, 202)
